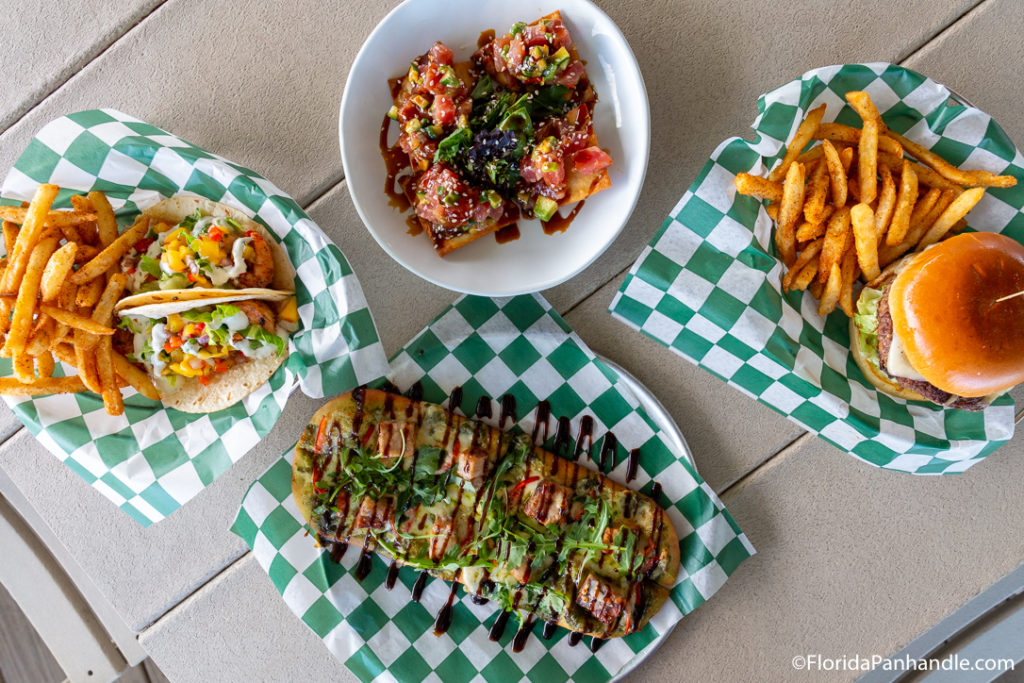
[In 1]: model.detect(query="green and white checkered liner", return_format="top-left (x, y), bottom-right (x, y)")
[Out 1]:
top-left (610, 63), bottom-right (1023, 475)
top-left (0, 110), bottom-right (389, 526)
top-left (233, 293), bottom-right (753, 683)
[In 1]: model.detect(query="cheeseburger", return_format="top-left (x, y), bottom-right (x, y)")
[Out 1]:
top-left (851, 232), bottom-right (1024, 410)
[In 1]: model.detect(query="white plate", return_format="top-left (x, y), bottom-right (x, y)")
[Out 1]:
top-left (339, 0), bottom-right (650, 296)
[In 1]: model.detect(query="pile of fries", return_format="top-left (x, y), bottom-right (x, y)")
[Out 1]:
top-left (0, 184), bottom-right (160, 415)
top-left (735, 91), bottom-right (1017, 316)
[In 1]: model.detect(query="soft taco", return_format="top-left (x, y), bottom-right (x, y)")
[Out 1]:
top-left (116, 292), bottom-right (296, 413)
top-left (116, 196), bottom-right (294, 310)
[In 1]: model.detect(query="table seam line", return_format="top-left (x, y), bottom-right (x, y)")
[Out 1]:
top-left (897, 0), bottom-right (992, 64)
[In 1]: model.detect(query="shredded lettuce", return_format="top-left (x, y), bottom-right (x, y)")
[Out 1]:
top-left (853, 287), bottom-right (883, 367)
top-left (139, 255), bottom-right (161, 278)
top-left (242, 325), bottom-right (286, 356)
top-left (181, 304), bottom-right (242, 324)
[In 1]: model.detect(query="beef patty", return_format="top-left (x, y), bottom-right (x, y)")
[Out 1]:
top-left (875, 279), bottom-right (987, 411)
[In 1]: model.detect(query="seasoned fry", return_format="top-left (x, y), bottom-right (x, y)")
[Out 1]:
top-left (874, 165), bottom-right (896, 240)
top-left (13, 352), bottom-right (35, 383)
top-left (2, 237), bottom-right (58, 356)
top-left (914, 188), bottom-right (957, 235)
top-left (795, 145), bottom-right (825, 165)
top-left (734, 173), bottom-right (783, 203)
top-left (112, 350), bottom-right (161, 401)
top-left (803, 158), bottom-right (830, 224)
top-left (777, 161), bottom-right (805, 266)
top-left (768, 103), bottom-right (826, 183)
top-left (0, 376), bottom-right (87, 396)
top-left (0, 206), bottom-right (97, 227)
top-left (886, 161), bottom-right (919, 246)
top-left (782, 239), bottom-right (823, 291)
top-left (74, 244), bottom-right (101, 262)
top-left (40, 242), bottom-right (78, 302)
top-left (2, 221), bottom-right (17, 256)
top-left (37, 304), bottom-right (116, 335)
top-left (25, 316), bottom-right (55, 356)
top-left (88, 191), bottom-right (118, 248)
top-left (822, 140), bottom-right (848, 208)
top-left (845, 91), bottom-right (882, 125)
top-left (96, 336), bottom-right (124, 416)
top-left (919, 187), bottom-right (986, 248)
top-left (790, 257), bottom-right (820, 291)
top-left (839, 146), bottom-right (854, 175)
top-left (74, 340), bottom-right (102, 394)
top-left (796, 220), bottom-right (826, 243)
top-left (858, 118), bottom-right (879, 204)
top-left (69, 216), bottom-right (148, 285)
top-left (1, 184), bottom-right (59, 295)
top-left (817, 263), bottom-right (842, 316)
top-left (765, 203), bottom-right (779, 221)
top-left (886, 130), bottom-right (1017, 188)
top-left (91, 273), bottom-right (128, 327)
top-left (814, 123), bottom-right (902, 155)
top-left (839, 248), bottom-right (860, 317)
top-left (850, 203), bottom-right (880, 281)
top-left (819, 206), bottom-right (851, 285)
top-left (35, 351), bottom-right (55, 379)
top-left (75, 277), bottom-right (104, 308)
top-left (876, 151), bottom-right (959, 191)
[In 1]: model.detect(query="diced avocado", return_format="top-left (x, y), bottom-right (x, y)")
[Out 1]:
top-left (482, 190), bottom-right (502, 209)
top-left (534, 196), bottom-right (558, 222)
top-left (387, 105), bottom-right (399, 120)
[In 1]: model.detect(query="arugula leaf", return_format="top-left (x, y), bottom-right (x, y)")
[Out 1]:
top-left (178, 209), bottom-right (203, 231)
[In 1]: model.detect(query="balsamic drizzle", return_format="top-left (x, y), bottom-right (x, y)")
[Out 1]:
top-left (651, 481), bottom-right (663, 500)
top-left (571, 416), bottom-right (594, 462)
top-left (329, 541), bottom-right (348, 564)
top-left (385, 561), bottom-right (400, 590)
top-left (489, 610), bottom-right (512, 641)
top-left (354, 547), bottom-right (373, 581)
top-left (589, 637), bottom-right (605, 653)
top-left (475, 395), bottom-right (493, 419)
top-left (448, 385), bottom-right (463, 413)
top-left (568, 632), bottom-right (583, 647)
top-left (598, 432), bottom-right (617, 471)
top-left (499, 394), bottom-right (517, 427)
top-left (626, 448), bottom-right (640, 483)
top-left (531, 400), bottom-right (551, 443)
top-left (542, 620), bottom-right (558, 640)
top-left (512, 616), bottom-right (536, 652)
top-left (433, 582), bottom-right (460, 636)
top-left (411, 572), bottom-right (428, 602)
top-left (553, 416), bottom-right (572, 456)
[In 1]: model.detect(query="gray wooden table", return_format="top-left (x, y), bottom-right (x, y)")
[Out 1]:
top-left (1, 1), bottom-right (1023, 681)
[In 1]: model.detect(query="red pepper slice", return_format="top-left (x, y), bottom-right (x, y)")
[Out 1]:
top-left (510, 475), bottom-right (539, 495)
top-left (186, 272), bottom-right (197, 282)
top-left (314, 416), bottom-right (329, 453)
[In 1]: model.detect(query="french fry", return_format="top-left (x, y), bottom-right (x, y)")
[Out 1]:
top-left (1, 183), bottom-right (59, 295)
top-left (765, 203), bottom-right (779, 221)
top-left (795, 146), bottom-right (825, 165)
top-left (112, 350), bottom-right (160, 401)
top-left (858, 118), bottom-right (879, 204)
top-left (886, 130), bottom-right (1017, 188)
top-left (13, 352), bottom-right (35, 383)
top-left (796, 220), bottom-right (826, 242)
top-left (40, 241), bottom-right (78, 302)
top-left (878, 188), bottom-right (948, 266)
top-left (814, 123), bottom-right (902, 155)
top-left (876, 151), bottom-right (959, 191)
top-left (919, 187), bottom-right (986, 248)
top-left (2, 220), bottom-right (17, 256)
top-left (782, 238), bottom-right (823, 291)
top-left (817, 263), bottom-right (842, 316)
top-left (88, 191), bottom-right (119, 248)
top-left (839, 146), bottom-right (854, 175)
top-left (2, 237), bottom-right (58, 356)
top-left (803, 158), bottom-right (830, 224)
top-left (850, 203), bottom-right (880, 281)
top-left (74, 340), bottom-right (102, 394)
top-left (768, 103), bottom-right (826, 183)
top-left (74, 244), bottom-right (101, 262)
top-left (886, 161), bottom-right (919, 246)
top-left (35, 351), bottom-right (55, 379)
top-left (874, 165), bottom-right (896, 240)
top-left (791, 257), bottom-right (820, 291)
top-left (734, 174), bottom-right (783, 203)
top-left (819, 206), bottom-right (851, 284)
top-left (95, 336), bottom-right (123, 416)
top-left (914, 188), bottom-right (957, 235)
top-left (76, 277), bottom-right (105, 308)
top-left (808, 278), bottom-right (824, 299)
top-left (69, 215), bottom-right (148, 285)
top-left (822, 140), bottom-right (848, 208)
top-left (848, 172), bottom-right (861, 202)
top-left (91, 273), bottom-right (128, 327)
top-left (0, 206), bottom-right (97, 227)
top-left (37, 304), bottom-right (116, 335)
top-left (25, 316), bottom-right (55, 356)
top-left (777, 161), bottom-right (806, 266)
top-left (0, 376), bottom-right (87, 396)
top-left (839, 248), bottom-right (860, 317)
top-left (952, 218), bottom-right (968, 232)
top-left (845, 91), bottom-right (882, 125)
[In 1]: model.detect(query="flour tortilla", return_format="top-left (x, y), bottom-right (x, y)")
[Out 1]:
top-left (115, 195), bottom-right (295, 311)
top-left (119, 293), bottom-right (290, 414)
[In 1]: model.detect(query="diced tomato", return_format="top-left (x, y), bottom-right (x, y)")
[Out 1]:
top-left (132, 236), bottom-right (155, 253)
top-left (190, 322), bottom-right (205, 336)
top-left (163, 336), bottom-right (183, 353)
top-left (208, 227), bottom-right (224, 242)
top-left (214, 360), bottom-right (228, 373)
top-left (186, 272), bottom-right (197, 282)
top-left (314, 416), bottom-right (329, 453)
top-left (431, 95), bottom-right (456, 127)
top-left (428, 42), bottom-right (454, 66)
top-left (573, 146), bottom-right (613, 175)
top-left (556, 60), bottom-right (585, 87)
top-left (198, 374), bottom-right (212, 386)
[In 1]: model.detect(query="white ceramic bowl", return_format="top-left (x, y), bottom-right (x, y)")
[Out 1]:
top-left (339, 0), bottom-right (649, 296)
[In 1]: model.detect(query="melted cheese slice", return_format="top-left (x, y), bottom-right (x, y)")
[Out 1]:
top-left (886, 286), bottom-right (927, 381)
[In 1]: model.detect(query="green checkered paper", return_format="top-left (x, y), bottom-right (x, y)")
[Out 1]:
top-left (0, 110), bottom-right (389, 525)
top-left (233, 293), bottom-right (753, 682)
top-left (610, 63), bottom-right (1023, 474)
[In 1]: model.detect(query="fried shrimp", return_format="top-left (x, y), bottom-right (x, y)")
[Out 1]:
top-left (236, 232), bottom-right (274, 288)
top-left (235, 299), bottom-right (276, 332)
